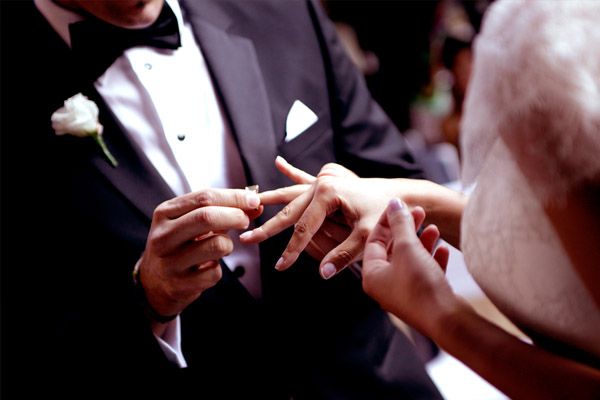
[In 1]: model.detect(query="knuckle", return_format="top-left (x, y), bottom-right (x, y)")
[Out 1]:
top-left (153, 202), bottom-right (169, 220)
top-left (294, 220), bottom-right (309, 235)
top-left (194, 191), bottom-right (214, 207)
top-left (233, 192), bottom-right (244, 208)
top-left (355, 225), bottom-right (371, 243)
top-left (318, 163), bottom-right (338, 177)
top-left (315, 178), bottom-right (335, 195)
top-left (209, 235), bottom-right (233, 256)
top-left (279, 205), bottom-right (292, 218)
top-left (194, 208), bottom-right (212, 226)
top-left (148, 228), bottom-right (169, 253)
top-left (336, 249), bottom-right (354, 266)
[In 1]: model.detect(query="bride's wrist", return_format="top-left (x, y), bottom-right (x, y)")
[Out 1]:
top-left (428, 296), bottom-right (476, 345)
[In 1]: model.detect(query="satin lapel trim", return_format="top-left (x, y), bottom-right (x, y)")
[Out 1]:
top-left (186, 17), bottom-right (280, 191)
top-left (85, 88), bottom-right (176, 221)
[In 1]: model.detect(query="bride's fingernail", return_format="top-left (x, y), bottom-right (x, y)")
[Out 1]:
top-left (321, 263), bottom-right (337, 280)
top-left (275, 257), bottom-right (285, 271)
top-left (389, 198), bottom-right (403, 212)
top-left (389, 198), bottom-right (410, 216)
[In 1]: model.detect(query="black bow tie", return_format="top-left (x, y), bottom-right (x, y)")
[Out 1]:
top-left (69, 3), bottom-right (181, 83)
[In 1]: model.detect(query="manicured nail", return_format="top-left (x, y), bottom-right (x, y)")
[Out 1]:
top-left (321, 262), bottom-right (337, 280)
top-left (389, 198), bottom-right (410, 216)
top-left (276, 155), bottom-right (288, 164)
top-left (275, 257), bottom-right (285, 271)
top-left (389, 198), bottom-right (404, 212)
top-left (239, 231), bottom-right (253, 241)
top-left (246, 193), bottom-right (260, 209)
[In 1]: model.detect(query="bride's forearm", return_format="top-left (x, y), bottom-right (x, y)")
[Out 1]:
top-left (431, 298), bottom-right (600, 400)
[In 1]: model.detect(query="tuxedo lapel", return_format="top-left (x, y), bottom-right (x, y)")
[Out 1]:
top-left (41, 0), bottom-right (285, 223)
top-left (85, 89), bottom-right (176, 220)
top-left (29, 5), bottom-right (174, 222)
top-left (182, 5), bottom-right (280, 193)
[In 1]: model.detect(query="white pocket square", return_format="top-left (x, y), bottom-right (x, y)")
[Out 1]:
top-left (285, 100), bottom-right (318, 142)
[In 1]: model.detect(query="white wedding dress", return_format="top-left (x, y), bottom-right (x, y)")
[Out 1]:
top-left (458, 0), bottom-right (600, 362)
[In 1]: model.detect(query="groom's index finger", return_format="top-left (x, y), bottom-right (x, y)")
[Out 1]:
top-left (158, 188), bottom-right (260, 220)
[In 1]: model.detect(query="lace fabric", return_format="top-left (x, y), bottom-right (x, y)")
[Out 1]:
top-left (460, 0), bottom-right (600, 202)
top-left (462, 139), bottom-right (600, 359)
top-left (459, 0), bottom-right (600, 359)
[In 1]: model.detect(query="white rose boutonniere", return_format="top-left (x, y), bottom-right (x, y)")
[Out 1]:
top-left (51, 93), bottom-right (118, 167)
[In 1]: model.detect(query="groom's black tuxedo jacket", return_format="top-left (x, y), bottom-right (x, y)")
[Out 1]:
top-left (1, 1), bottom-right (441, 398)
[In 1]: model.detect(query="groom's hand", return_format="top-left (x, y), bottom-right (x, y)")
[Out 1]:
top-left (138, 188), bottom-right (262, 320)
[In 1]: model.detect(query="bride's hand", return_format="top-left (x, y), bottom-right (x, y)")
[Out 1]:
top-left (240, 157), bottom-right (416, 279)
top-left (362, 198), bottom-right (450, 335)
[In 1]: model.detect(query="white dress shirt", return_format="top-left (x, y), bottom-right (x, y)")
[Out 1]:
top-left (35, 0), bottom-right (262, 368)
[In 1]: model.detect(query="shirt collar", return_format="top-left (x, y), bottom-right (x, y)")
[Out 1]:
top-left (34, 0), bottom-right (184, 48)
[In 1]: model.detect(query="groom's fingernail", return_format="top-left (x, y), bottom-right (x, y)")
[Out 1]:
top-left (239, 231), bottom-right (253, 241)
top-left (245, 185), bottom-right (260, 209)
top-left (246, 193), bottom-right (260, 209)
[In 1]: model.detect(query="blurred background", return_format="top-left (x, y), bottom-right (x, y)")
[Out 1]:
top-left (322, 0), bottom-right (493, 186)
top-left (321, 2), bottom-right (516, 399)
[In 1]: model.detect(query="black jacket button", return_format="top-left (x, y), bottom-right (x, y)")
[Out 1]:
top-left (233, 265), bottom-right (245, 278)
